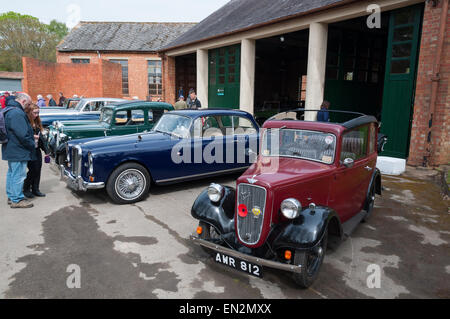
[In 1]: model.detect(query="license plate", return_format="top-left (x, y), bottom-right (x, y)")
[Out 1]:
top-left (214, 252), bottom-right (262, 278)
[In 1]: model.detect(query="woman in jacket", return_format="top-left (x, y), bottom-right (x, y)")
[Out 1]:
top-left (23, 104), bottom-right (50, 198)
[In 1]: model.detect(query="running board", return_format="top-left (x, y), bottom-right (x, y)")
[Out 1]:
top-left (342, 210), bottom-right (367, 237)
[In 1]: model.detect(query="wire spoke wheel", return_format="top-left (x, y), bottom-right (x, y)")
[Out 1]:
top-left (106, 163), bottom-right (150, 204)
top-left (115, 169), bottom-right (146, 201)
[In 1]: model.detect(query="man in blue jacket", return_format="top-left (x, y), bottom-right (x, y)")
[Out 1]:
top-left (2, 93), bottom-right (36, 208)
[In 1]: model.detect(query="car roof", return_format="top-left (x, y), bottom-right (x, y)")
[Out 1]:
top-left (103, 101), bottom-right (174, 111)
top-left (266, 109), bottom-right (378, 132)
top-left (170, 108), bottom-right (253, 118)
top-left (80, 97), bottom-right (127, 102)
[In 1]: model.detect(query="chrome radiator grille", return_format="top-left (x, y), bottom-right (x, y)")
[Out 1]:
top-left (236, 183), bottom-right (267, 245)
top-left (71, 147), bottom-right (81, 176)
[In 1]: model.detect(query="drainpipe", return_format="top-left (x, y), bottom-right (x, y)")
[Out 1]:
top-left (424, 0), bottom-right (448, 166)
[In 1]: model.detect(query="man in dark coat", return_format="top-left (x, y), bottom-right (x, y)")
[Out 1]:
top-left (58, 92), bottom-right (66, 106)
top-left (2, 92), bottom-right (36, 208)
top-left (186, 89), bottom-right (202, 109)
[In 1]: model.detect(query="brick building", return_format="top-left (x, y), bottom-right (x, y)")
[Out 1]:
top-left (22, 21), bottom-right (195, 103)
top-left (160, 0), bottom-right (449, 167)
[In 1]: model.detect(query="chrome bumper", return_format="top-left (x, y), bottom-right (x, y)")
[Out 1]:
top-left (60, 165), bottom-right (104, 191)
top-left (190, 235), bottom-right (302, 274)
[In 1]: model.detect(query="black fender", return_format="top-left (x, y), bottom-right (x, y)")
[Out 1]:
top-left (373, 167), bottom-right (382, 195)
top-left (56, 142), bottom-right (67, 155)
top-left (272, 206), bottom-right (343, 250)
top-left (191, 186), bottom-right (236, 235)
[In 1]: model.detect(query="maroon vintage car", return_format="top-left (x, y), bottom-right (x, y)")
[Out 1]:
top-left (190, 109), bottom-right (387, 288)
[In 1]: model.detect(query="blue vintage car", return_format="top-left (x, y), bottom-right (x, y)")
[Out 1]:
top-left (60, 109), bottom-right (260, 204)
top-left (40, 97), bottom-right (127, 127)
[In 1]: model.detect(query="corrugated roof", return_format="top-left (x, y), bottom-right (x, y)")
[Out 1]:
top-left (161, 0), bottom-right (348, 51)
top-left (57, 22), bottom-right (196, 52)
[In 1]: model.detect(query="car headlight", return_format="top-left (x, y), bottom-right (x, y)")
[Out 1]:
top-left (281, 198), bottom-right (302, 219)
top-left (207, 183), bottom-right (224, 203)
top-left (88, 152), bottom-right (94, 175)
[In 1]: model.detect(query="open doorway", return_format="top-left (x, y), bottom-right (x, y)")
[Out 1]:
top-left (254, 29), bottom-right (309, 121)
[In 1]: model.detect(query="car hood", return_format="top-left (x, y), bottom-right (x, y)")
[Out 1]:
top-left (60, 122), bottom-right (107, 133)
top-left (238, 156), bottom-right (335, 189)
top-left (70, 130), bottom-right (174, 153)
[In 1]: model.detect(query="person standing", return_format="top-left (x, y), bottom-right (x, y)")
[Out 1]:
top-left (317, 100), bottom-right (330, 122)
top-left (58, 92), bottom-right (66, 106)
top-left (23, 104), bottom-right (49, 198)
top-left (2, 93), bottom-right (36, 208)
top-left (47, 95), bottom-right (57, 106)
top-left (174, 95), bottom-right (188, 110)
top-left (36, 95), bottom-right (46, 107)
top-left (186, 89), bottom-right (201, 109)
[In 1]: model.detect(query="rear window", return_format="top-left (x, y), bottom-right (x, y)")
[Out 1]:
top-left (262, 129), bottom-right (336, 164)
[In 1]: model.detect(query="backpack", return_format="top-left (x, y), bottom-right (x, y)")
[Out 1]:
top-left (0, 106), bottom-right (13, 144)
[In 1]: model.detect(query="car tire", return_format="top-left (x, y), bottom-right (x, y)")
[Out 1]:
top-left (106, 162), bottom-right (150, 204)
top-left (362, 183), bottom-right (376, 223)
top-left (292, 230), bottom-right (328, 289)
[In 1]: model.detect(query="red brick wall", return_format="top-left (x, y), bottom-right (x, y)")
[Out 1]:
top-left (409, 1), bottom-right (450, 166)
top-left (101, 60), bottom-right (123, 97)
top-left (57, 51), bottom-right (165, 101)
top-left (22, 56), bottom-right (122, 103)
top-left (22, 58), bottom-right (57, 102)
top-left (162, 54), bottom-right (176, 104)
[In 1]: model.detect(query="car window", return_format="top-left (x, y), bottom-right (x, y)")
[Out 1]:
top-left (114, 110), bottom-right (129, 126)
top-left (130, 109), bottom-right (145, 125)
top-left (233, 116), bottom-right (257, 135)
top-left (90, 101), bottom-right (105, 112)
top-left (201, 116), bottom-right (223, 138)
top-left (341, 125), bottom-right (369, 161)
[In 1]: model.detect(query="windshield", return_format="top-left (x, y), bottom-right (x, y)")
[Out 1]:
top-left (75, 99), bottom-right (88, 111)
top-left (262, 128), bottom-right (336, 164)
top-left (153, 114), bottom-right (192, 138)
top-left (100, 109), bottom-right (114, 124)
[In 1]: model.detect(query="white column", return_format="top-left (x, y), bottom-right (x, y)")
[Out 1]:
top-left (239, 38), bottom-right (256, 115)
top-left (196, 48), bottom-right (209, 108)
top-left (305, 22), bottom-right (328, 121)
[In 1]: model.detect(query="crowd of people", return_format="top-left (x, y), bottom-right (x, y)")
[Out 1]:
top-left (1, 93), bottom-right (49, 208)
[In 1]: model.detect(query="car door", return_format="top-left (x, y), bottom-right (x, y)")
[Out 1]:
top-left (332, 124), bottom-right (372, 222)
top-left (189, 116), bottom-right (230, 176)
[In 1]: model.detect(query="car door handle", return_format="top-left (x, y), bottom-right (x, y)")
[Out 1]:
top-left (365, 166), bottom-right (373, 171)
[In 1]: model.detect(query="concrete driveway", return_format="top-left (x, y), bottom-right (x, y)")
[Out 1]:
top-left (0, 160), bottom-right (449, 299)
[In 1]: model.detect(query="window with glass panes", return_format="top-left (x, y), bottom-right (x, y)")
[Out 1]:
top-left (109, 59), bottom-right (129, 95)
top-left (325, 29), bottom-right (384, 84)
top-left (148, 60), bottom-right (162, 96)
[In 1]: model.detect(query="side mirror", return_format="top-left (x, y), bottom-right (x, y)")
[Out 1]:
top-left (343, 158), bottom-right (354, 168)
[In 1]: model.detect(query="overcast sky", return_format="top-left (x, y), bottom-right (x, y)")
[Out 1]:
top-left (1, 0), bottom-right (230, 27)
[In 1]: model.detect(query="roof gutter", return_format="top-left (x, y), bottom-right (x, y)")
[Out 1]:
top-left (158, 0), bottom-right (359, 53)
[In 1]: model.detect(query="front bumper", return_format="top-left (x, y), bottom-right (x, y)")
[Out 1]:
top-left (190, 235), bottom-right (302, 274)
top-left (60, 165), bottom-right (104, 191)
